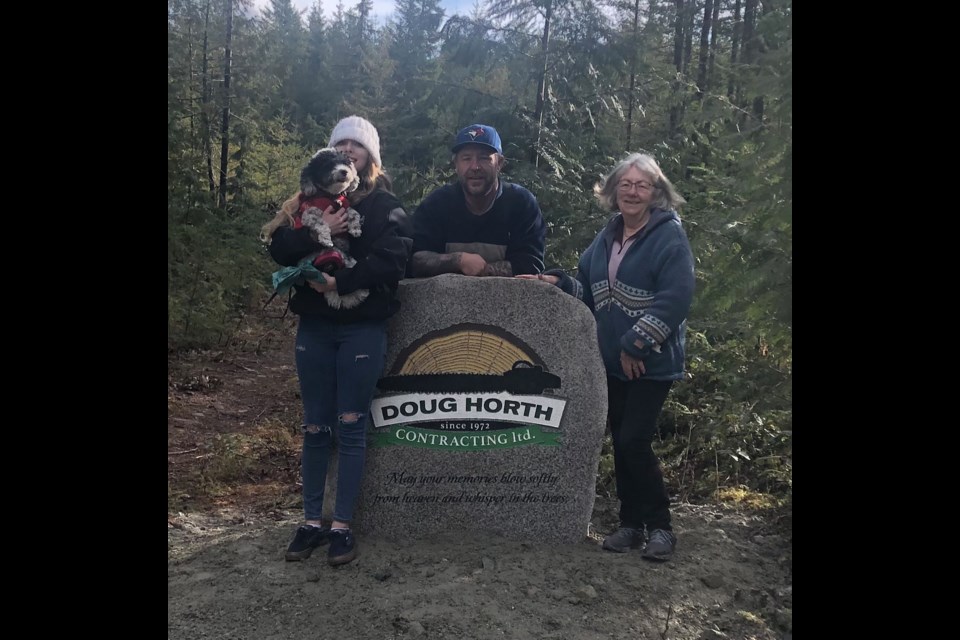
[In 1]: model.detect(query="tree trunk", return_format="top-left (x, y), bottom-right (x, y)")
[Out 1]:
top-left (202, 0), bottom-right (215, 199)
top-left (188, 22), bottom-right (194, 143)
top-left (530, 0), bottom-right (553, 168)
top-left (679, 1), bottom-right (697, 132)
top-left (696, 0), bottom-right (713, 101)
top-left (742, 0), bottom-right (758, 64)
top-left (728, 0), bottom-right (742, 101)
top-left (217, 0), bottom-right (233, 210)
top-left (682, 0), bottom-right (696, 75)
top-left (739, 0), bottom-right (757, 128)
top-left (235, 129), bottom-right (246, 206)
top-left (707, 0), bottom-right (720, 93)
top-left (625, 0), bottom-right (641, 151)
top-left (185, 18), bottom-right (196, 216)
top-left (669, 0), bottom-right (684, 136)
top-left (752, 0), bottom-right (774, 123)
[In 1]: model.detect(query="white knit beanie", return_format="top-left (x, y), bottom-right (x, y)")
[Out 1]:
top-left (328, 116), bottom-right (382, 168)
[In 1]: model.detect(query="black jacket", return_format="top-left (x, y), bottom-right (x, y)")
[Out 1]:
top-left (268, 189), bottom-right (413, 323)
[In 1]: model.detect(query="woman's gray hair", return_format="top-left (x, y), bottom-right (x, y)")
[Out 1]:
top-left (593, 152), bottom-right (686, 212)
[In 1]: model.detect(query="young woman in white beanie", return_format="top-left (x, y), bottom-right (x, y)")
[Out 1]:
top-left (261, 116), bottom-right (412, 566)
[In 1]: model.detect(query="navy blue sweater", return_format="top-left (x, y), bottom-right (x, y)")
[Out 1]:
top-left (548, 209), bottom-right (695, 381)
top-left (411, 181), bottom-right (546, 275)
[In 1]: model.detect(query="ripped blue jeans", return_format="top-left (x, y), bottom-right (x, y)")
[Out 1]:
top-left (294, 315), bottom-right (387, 523)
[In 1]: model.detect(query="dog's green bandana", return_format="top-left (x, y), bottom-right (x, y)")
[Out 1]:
top-left (271, 255), bottom-right (328, 295)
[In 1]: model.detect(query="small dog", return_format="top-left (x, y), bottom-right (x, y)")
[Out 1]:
top-left (295, 147), bottom-right (368, 309)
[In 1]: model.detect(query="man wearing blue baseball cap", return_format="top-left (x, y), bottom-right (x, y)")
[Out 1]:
top-left (410, 124), bottom-right (546, 277)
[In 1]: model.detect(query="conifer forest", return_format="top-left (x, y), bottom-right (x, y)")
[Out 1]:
top-left (168, 0), bottom-right (792, 505)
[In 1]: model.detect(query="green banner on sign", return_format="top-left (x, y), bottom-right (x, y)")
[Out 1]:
top-left (371, 425), bottom-right (561, 450)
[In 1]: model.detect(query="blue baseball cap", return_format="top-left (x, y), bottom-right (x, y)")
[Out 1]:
top-left (451, 124), bottom-right (502, 154)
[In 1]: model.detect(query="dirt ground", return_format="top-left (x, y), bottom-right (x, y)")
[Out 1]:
top-left (168, 318), bottom-right (793, 640)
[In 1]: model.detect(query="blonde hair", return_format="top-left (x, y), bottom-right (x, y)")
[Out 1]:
top-left (259, 161), bottom-right (393, 244)
top-left (593, 152), bottom-right (686, 213)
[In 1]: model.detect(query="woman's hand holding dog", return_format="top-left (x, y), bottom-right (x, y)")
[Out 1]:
top-left (308, 276), bottom-right (337, 294)
top-left (321, 206), bottom-right (349, 235)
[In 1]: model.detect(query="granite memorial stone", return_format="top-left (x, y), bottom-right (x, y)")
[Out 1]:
top-left (351, 274), bottom-right (608, 543)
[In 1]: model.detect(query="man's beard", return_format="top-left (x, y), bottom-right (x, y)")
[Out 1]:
top-left (460, 173), bottom-right (497, 197)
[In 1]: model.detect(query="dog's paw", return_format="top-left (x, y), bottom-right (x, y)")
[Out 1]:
top-left (307, 221), bottom-right (333, 247)
top-left (346, 209), bottom-right (363, 237)
top-left (324, 290), bottom-right (343, 310)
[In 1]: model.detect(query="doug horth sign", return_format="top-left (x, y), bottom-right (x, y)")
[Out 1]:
top-left (370, 324), bottom-right (567, 450)
top-left (353, 275), bottom-right (607, 543)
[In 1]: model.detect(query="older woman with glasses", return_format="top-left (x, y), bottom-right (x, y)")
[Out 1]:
top-left (517, 152), bottom-right (695, 561)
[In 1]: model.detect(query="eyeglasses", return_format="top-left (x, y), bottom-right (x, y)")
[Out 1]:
top-left (616, 180), bottom-right (655, 193)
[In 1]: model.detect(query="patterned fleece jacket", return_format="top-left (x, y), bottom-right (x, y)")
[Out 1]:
top-left (546, 208), bottom-right (696, 381)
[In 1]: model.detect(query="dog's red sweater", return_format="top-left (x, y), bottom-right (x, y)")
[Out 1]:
top-left (293, 193), bottom-right (351, 229)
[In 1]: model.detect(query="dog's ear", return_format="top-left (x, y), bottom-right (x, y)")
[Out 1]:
top-left (300, 162), bottom-right (319, 197)
top-left (346, 173), bottom-right (360, 193)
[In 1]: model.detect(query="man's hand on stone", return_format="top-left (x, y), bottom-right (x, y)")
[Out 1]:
top-left (458, 252), bottom-right (488, 276)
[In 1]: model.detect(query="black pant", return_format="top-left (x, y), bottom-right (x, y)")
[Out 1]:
top-left (607, 377), bottom-right (674, 532)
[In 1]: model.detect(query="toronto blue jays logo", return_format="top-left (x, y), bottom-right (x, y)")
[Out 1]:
top-left (467, 127), bottom-right (484, 139)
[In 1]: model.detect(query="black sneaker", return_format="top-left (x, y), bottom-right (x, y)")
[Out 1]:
top-left (328, 528), bottom-right (357, 566)
top-left (641, 529), bottom-right (677, 561)
top-left (285, 524), bottom-right (330, 561)
top-left (602, 526), bottom-right (644, 553)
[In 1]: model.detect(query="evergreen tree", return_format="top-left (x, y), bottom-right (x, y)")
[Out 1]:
top-left (257, 0), bottom-right (309, 119)
top-left (383, 0), bottom-right (445, 188)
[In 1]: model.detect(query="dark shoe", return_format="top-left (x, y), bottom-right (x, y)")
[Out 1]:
top-left (328, 528), bottom-right (358, 566)
top-left (285, 524), bottom-right (330, 561)
top-left (642, 529), bottom-right (677, 561)
top-left (602, 526), bottom-right (644, 553)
